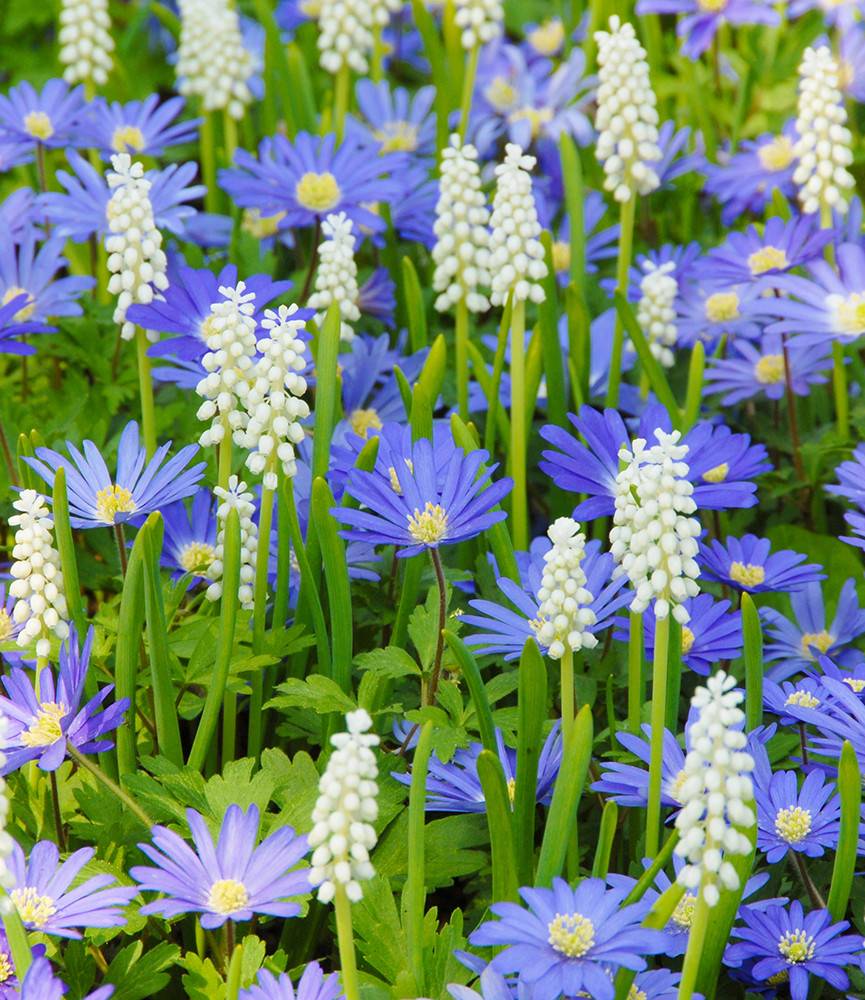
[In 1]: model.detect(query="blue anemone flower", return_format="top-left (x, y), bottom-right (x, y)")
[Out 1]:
top-left (0, 138), bottom-right (34, 171)
top-left (592, 725), bottom-right (687, 811)
top-left (469, 877), bottom-right (668, 1000)
top-left (699, 535), bottom-right (824, 594)
top-left (0, 188), bottom-right (38, 241)
top-left (26, 420), bottom-right (205, 530)
top-left (793, 676), bottom-right (865, 769)
top-left (635, 0), bottom-right (778, 58)
top-left (705, 333), bottom-right (830, 405)
top-left (239, 962), bottom-right (343, 1000)
top-left (0, 231), bottom-right (94, 321)
top-left (0, 290), bottom-right (54, 354)
top-left (19, 957), bottom-right (113, 1000)
top-left (348, 79), bottom-right (435, 156)
top-left (335, 438), bottom-right (512, 557)
top-left (702, 216), bottom-right (831, 286)
top-left (160, 489), bottom-right (218, 582)
top-left (674, 279), bottom-right (764, 350)
top-left (448, 968), bottom-right (514, 1000)
top-left (0, 79), bottom-right (86, 149)
top-left (763, 677), bottom-right (826, 725)
top-left (78, 95), bottom-right (200, 159)
top-left (754, 757), bottom-right (840, 864)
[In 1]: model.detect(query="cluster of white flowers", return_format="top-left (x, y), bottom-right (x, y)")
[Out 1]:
top-left (594, 16), bottom-right (661, 203)
top-left (0, 715), bottom-right (14, 915)
top-left (238, 305), bottom-right (310, 490)
top-left (206, 477), bottom-right (258, 609)
top-left (793, 45), bottom-right (855, 217)
top-left (58, 0), bottom-right (114, 88)
top-left (308, 212), bottom-right (361, 341)
top-left (309, 709), bottom-right (380, 904)
top-left (195, 283), bottom-right (258, 448)
top-left (675, 671), bottom-right (756, 907)
top-left (432, 135), bottom-right (491, 314)
top-left (454, 0), bottom-right (503, 50)
top-left (535, 518), bottom-right (597, 659)
top-left (609, 429), bottom-right (701, 622)
top-left (176, 0), bottom-right (254, 118)
top-left (105, 154), bottom-right (168, 342)
top-left (8, 491), bottom-right (69, 659)
top-left (488, 144), bottom-right (547, 306)
top-left (317, 0), bottom-right (375, 74)
top-left (636, 260), bottom-right (678, 368)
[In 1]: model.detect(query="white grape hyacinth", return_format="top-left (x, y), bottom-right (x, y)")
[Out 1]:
top-left (8, 491), bottom-right (69, 659)
top-left (239, 304), bottom-right (311, 490)
top-left (594, 16), bottom-right (662, 203)
top-left (59, 0), bottom-right (114, 88)
top-left (793, 45), bottom-right (855, 217)
top-left (674, 671), bottom-right (756, 907)
top-left (488, 144), bottom-right (548, 306)
top-left (609, 429), bottom-right (701, 623)
top-left (176, 0), bottom-right (254, 118)
top-left (105, 154), bottom-right (168, 342)
top-left (206, 477), bottom-right (259, 609)
top-left (535, 517), bottom-right (597, 659)
top-left (0, 714), bottom-right (15, 913)
top-left (636, 260), bottom-right (678, 368)
top-left (195, 282), bottom-right (258, 448)
top-left (309, 709), bottom-right (380, 904)
top-left (317, 0), bottom-right (375, 74)
top-left (454, 0), bottom-right (503, 50)
top-left (432, 135), bottom-right (491, 313)
top-left (308, 212), bottom-right (361, 341)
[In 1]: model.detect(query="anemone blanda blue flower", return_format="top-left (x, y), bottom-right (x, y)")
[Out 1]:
top-left (357, 267), bottom-right (397, 327)
top-left (348, 80), bottom-right (435, 156)
top-left (8, 840), bottom-right (136, 938)
top-left (724, 901), bottom-right (863, 1000)
top-left (447, 967), bottom-right (514, 1000)
top-left (622, 241), bottom-right (701, 301)
top-left (827, 442), bottom-right (865, 509)
top-left (0, 290), bottom-right (53, 354)
top-left (468, 877), bottom-right (668, 1000)
top-left (523, 17), bottom-right (567, 59)
top-left (131, 804), bottom-right (310, 929)
top-left (539, 405), bottom-right (770, 519)
top-left (655, 120), bottom-right (705, 187)
top-left (77, 95), bottom-right (200, 159)
top-left (699, 535), bottom-right (824, 594)
top-left (702, 216), bottom-right (831, 286)
top-left (551, 190), bottom-right (620, 283)
top-left (703, 127), bottom-right (797, 225)
top-left (789, 0), bottom-right (864, 23)
top-left (838, 21), bottom-right (865, 102)
top-left (674, 279), bottom-right (764, 350)
top-left (763, 676), bottom-right (826, 726)
top-left (25, 420), bottom-right (206, 530)
top-left (0, 189), bottom-right (37, 242)
top-left (462, 537), bottom-right (629, 661)
top-left (0, 231), bottom-right (94, 321)
top-left (392, 725), bottom-right (562, 812)
top-left (0, 138), bottom-right (33, 171)
top-left (0, 626), bottom-right (129, 773)
top-left (704, 333), bottom-right (831, 405)
top-left (635, 0), bottom-right (778, 58)
top-left (792, 674), bottom-right (865, 769)
top-left (592, 724), bottom-right (687, 811)
top-left (335, 438), bottom-right (512, 557)
top-left (219, 131), bottom-right (404, 236)
top-left (239, 962), bottom-right (343, 1000)
top-left (0, 79), bottom-right (86, 149)
top-left (389, 165), bottom-right (438, 248)
top-left (18, 956), bottom-right (113, 1000)
top-left (159, 489), bottom-right (218, 582)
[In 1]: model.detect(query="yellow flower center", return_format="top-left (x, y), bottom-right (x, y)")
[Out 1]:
top-left (95, 484), bottom-right (137, 524)
top-left (775, 805), bottom-right (812, 844)
top-left (241, 208), bottom-right (286, 239)
top-left (786, 689), bottom-right (820, 709)
top-left (179, 542), bottom-right (217, 575)
top-left (20, 702), bottom-right (68, 747)
top-left (729, 561), bottom-right (765, 588)
top-left (2, 285), bottom-right (35, 322)
top-left (206, 878), bottom-right (250, 916)
top-left (704, 291), bottom-right (740, 323)
top-left (838, 59), bottom-right (855, 90)
top-left (23, 110), bottom-right (53, 140)
top-left (0, 609), bottom-right (12, 641)
top-left (111, 124), bottom-right (146, 153)
top-left (506, 777), bottom-right (516, 806)
top-left (697, 0), bottom-right (728, 9)
top-left (668, 768), bottom-right (689, 804)
top-left (681, 626), bottom-right (695, 655)
top-left (755, 354), bottom-right (785, 385)
top-left (509, 106), bottom-right (554, 139)
top-left (299, 0), bottom-right (321, 13)
top-left (831, 292), bottom-right (865, 337)
top-left (748, 245), bottom-right (789, 275)
top-left (671, 893), bottom-right (696, 929)
top-left (407, 502), bottom-right (448, 545)
top-left (484, 76), bottom-right (518, 112)
top-left (778, 929), bottom-right (816, 964)
top-left (552, 240), bottom-right (571, 274)
top-left (628, 988), bottom-right (648, 1000)
top-left (702, 462), bottom-right (729, 483)
top-left (373, 121), bottom-right (419, 153)
top-left (800, 630), bottom-right (833, 659)
top-left (844, 677), bottom-right (865, 693)
top-left (527, 18), bottom-right (565, 55)
top-left (349, 408), bottom-right (383, 439)
top-left (12, 887), bottom-right (57, 928)
top-left (0, 951), bottom-right (12, 982)
top-left (758, 135), bottom-right (795, 172)
top-left (389, 458), bottom-right (413, 495)
top-left (547, 912), bottom-right (595, 957)
top-left (768, 970), bottom-right (789, 986)
top-left (294, 171), bottom-right (341, 212)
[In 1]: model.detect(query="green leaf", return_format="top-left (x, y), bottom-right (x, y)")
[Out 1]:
top-left (311, 476), bottom-right (353, 693)
top-left (539, 232), bottom-right (566, 438)
top-left (180, 954), bottom-right (225, 1000)
top-left (682, 342), bottom-right (705, 431)
top-left (591, 801), bottom-right (618, 878)
top-left (476, 750), bottom-right (519, 902)
top-left (402, 256), bottom-right (428, 352)
top-left (52, 466), bottom-right (87, 645)
top-left (613, 292), bottom-right (680, 427)
top-left (408, 587), bottom-right (444, 671)
top-left (417, 333), bottom-right (447, 404)
top-left (355, 646), bottom-right (422, 679)
top-left (444, 631), bottom-right (496, 753)
top-left (742, 593), bottom-right (763, 731)
top-left (354, 875), bottom-right (410, 982)
top-left (403, 722), bottom-right (434, 994)
top-left (114, 524), bottom-right (148, 777)
top-left (514, 639), bottom-right (547, 885)
top-left (268, 675), bottom-right (356, 716)
top-left (105, 941), bottom-right (181, 1000)
top-left (311, 303), bottom-right (342, 481)
top-left (828, 740), bottom-right (861, 921)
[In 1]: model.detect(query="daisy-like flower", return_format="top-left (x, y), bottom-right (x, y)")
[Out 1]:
top-left (392, 725), bottom-right (562, 812)
top-left (703, 216), bottom-right (831, 286)
top-left (25, 420), bottom-right (206, 530)
top-left (18, 956), bottom-right (114, 1000)
top-left (0, 291), bottom-right (53, 354)
top-left (705, 333), bottom-right (831, 405)
top-left (468, 877), bottom-right (668, 1000)
top-left (0, 79), bottom-right (85, 150)
top-left (131, 804), bottom-right (310, 928)
top-left (635, 0), bottom-right (778, 58)
top-left (349, 80), bottom-right (435, 155)
top-left (674, 279), bottom-right (763, 350)
top-left (335, 437), bottom-right (512, 557)
top-left (78, 95), bottom-right (199, 159)
top-left (0, 231), bottom-right (94, 322)
top-left (699, 535), bottom-right (824, 594)
top-left (593, 724), bottom-right (688, 811)
top-left (8, 840), bottom-right (135, 938)
top-left (160, 490), bottom-right (218, 582)
top-left (448, 967), bottom-right (513, 1000)
top-left (239, 963), bottom-right (343, 1000)
top-left (219, 131), bottom-right (403, 236)
top-left (763, 676), bottom-right (825, 726)
top-left (789, 0), bottom-right (865, 21)
top-left (724, 901), bottom-right (863, 1000)
top-left (0, 626), bottom-right (128, 773)
top-left (754, 758), bottom-right (840, 864)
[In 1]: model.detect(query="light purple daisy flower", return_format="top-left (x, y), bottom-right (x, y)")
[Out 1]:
top-left (0, 231), bottom-right (94, 321)
top-left (0, 79), bottom-right (86, 149)
top-left (348, 79), bottom-right (436, 156)
top-left (239, 962), bottom-right (343, 1000)
top-left (703, 216), bottom-right (831, 286)
top-left (635, 0), bottom-right (779, 58)
top-left (705, 332), bottom-right (831, 405)
top-left (0, 290), bottom-right (54, 354)
top-left (698, 534), bottom-right (825, 593)
top-left (675, 278), bottom-right (764, 349)
top-left (0, 139), bottom-right (34, 172)
top-left (77, 95), bottom-right (200, 159)
top-left (0, 188), bottom-right (38, 241)
top-left (789, 0), bottom-right (865, 24)
top-left (19, 956), bottom-right (114, 1000)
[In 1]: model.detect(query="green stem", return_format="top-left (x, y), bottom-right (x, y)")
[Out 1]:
top-left (605, 194), bottom-right (636, 408)
top-left (225, 936), bottom-right (243, 1000)
top-left (404, 722), bottom-right (434, 994)
top-left (458, 44), bottom-right (480, 141)
top-left (560, 648), bottom-right (574, 745)
top-left (645, 612), bottom-right (670, 857)
top-left (135, 329), bottom-right (157, 459)
top-left (627, 610), bottom-right (643, 735)
top-left (334, 65), bottom-right (350, 143)
top-left (218, 420), bottom-right (232, 491)
top-left (425, 548), bottom-right (448, 706)
top-left (509, 298), bottom-right (528, 550)
top-left (223, 111), bottom-right (238, 165)
top-left (0, 894), bottom-right (32, 980)
top-left (371, 23), bottom-right (385, 82)
top-left (677, 880), bottom-right (711, 1000)
top-left (334, 886), bottom-right (361, 1000)
top-left (200, 112), bottom-right (218, 213)
top-left (455, 299), bottom-right (470, 421)
top-left (248, 481), bottom-right (276, 758)
top-left (68, 745), bottom-right (153, 829)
